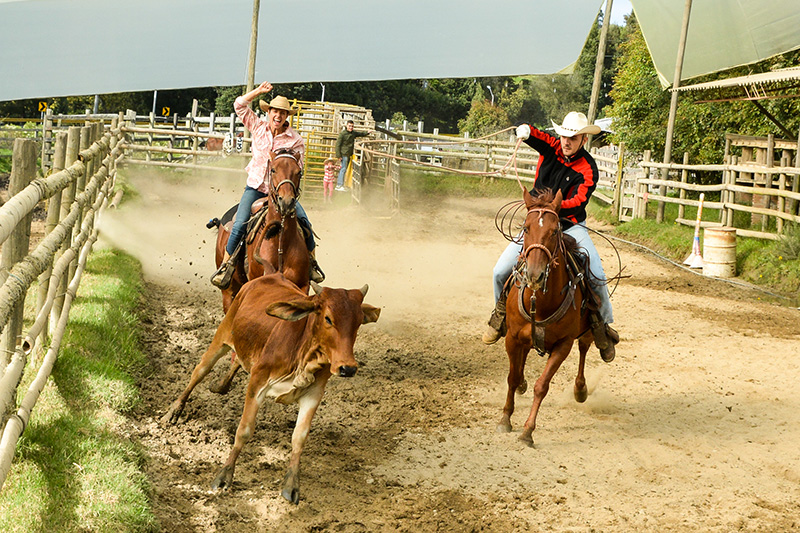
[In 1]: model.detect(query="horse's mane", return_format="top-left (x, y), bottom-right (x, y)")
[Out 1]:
top-left (528, 188), bottom-right (556, 209)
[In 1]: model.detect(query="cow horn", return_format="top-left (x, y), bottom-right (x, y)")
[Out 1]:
top-left (310, 281), bottom-right (323, 295)
top-left (359, 284), bottom-right (369, 297)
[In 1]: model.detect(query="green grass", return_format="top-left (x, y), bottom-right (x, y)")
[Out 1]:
top-left (0, 150), bottom-right (11, 174)
top-left (0, 249), bottom-right (157, 533)
top-left (399, 167), bottom-right (524, 200)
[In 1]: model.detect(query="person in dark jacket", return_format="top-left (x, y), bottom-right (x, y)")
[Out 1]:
top-left (482, 111), bottom-right (619, 362)
top-left (334, 120), bottom-right (370, 191)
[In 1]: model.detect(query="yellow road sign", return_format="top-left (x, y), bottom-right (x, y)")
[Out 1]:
top-left (38, 101), bottom-right (48, 112)
top-left (162, 107), bottom-right (170, 116)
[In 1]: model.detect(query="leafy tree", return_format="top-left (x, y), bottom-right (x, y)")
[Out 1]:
top-left (457, 99), bottom-right (511, 137)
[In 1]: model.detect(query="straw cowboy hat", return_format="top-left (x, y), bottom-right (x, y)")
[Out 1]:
top-left (551, 111), bottom-right (601, 137)
top-left (258, 95), bottom-right (297, 115)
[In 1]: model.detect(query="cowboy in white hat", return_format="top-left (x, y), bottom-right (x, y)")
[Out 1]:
top-left (482, 111), bottom-right (619, 362)
top-left (211, 81), bottom-right (325, 289)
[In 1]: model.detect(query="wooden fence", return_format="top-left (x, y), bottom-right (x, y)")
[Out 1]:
top-left (0, 118), bottom-right (123, 489)
top-left (39, 100), bottom-right (376, 194)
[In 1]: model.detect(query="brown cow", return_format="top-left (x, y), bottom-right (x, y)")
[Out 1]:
top-left (161, 273), bottom-right (380, 504)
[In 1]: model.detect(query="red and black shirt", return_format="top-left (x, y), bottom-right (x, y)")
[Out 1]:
top-left (523, 125), bottom-right (598, 228)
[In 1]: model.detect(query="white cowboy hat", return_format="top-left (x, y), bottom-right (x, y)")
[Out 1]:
top-left (551, 111), bottom-right (601, 137)
top-left (258, 95), bottom-right (297, 115)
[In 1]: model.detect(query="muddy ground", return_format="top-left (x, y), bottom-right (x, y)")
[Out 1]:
top-left (100, 167), bottom-right (800, 532)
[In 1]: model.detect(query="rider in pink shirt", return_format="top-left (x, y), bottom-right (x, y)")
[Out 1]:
top-left (211, 81), bottom-right (323, 289)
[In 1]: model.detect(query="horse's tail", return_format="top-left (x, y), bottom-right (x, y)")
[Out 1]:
top-left (206, 217), bottom-right (220, 229)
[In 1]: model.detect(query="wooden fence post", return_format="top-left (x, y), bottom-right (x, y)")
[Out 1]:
top-left (40, 107), bottom-right (54, 174)
top-left (612, 142), bottom-right (624, 214)
top-left (678, 152), bottom-right (689, 221)
top-left (34, 132), bottom-right (68, 356)
top-left (191, 100), bottom-right (199, 165)
top-left (762, 134), bottom-right (774, 232)
top-left (778, 154), bottom-right (787, 234)
top-left (147, 112), bottom-right (155, 162)
top-left (0, 139), bottom-right (37, 370)
top-left (51, 126), bottom-right (81, 329)
top-left (635, 150), bottom-right (651, 220)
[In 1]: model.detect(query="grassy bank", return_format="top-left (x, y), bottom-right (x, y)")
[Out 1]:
top-left (588, 199), bottom-right (800, 305)
top-left (0, 249), bottom-right (157, 533)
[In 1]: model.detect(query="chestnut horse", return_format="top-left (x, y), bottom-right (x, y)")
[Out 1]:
top-left (209, 148), bottom-right (309, 393)
top-left (498, 188), bottom-right (596, 447)
top-left (212, 148), bottom-right (309, 312)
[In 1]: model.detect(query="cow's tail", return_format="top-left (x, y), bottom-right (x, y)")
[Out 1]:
top-left (206, 217), bottom-right (220, 229)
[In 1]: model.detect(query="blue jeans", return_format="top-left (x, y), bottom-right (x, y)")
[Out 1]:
top-left (337, 156), bottom-right (350, 187)
top-left (226, 186), bottom-right (315, 256)
top-left (492, 222), bottom-right (613, 323)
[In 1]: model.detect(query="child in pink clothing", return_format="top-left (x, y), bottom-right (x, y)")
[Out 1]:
top-left (322, 157), bottom-right (339, 203)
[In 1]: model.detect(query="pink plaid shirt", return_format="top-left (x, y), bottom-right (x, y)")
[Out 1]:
top-left (235, 96), bottom-right (305, 194)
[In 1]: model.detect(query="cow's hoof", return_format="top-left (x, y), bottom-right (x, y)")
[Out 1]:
top-left (281, 486), bottom-right (300, 505)
top-left (160, 404), bottom-right (182, 426)
top-left (208, 380), bottom-right (232, 395)
top-left (211, 466), bottom-right (234, 490)
top-left (516, 379), bottom-right (528, 395)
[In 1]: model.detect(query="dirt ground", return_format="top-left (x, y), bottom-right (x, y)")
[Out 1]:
top-left (100, 167), bottom-right (800, 532)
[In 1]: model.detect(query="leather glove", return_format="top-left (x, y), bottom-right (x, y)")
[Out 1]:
top-left (516, 124), bottom-right (531, 140)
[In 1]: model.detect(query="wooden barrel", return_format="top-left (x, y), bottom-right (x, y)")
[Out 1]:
top-left (702, 227), bottom-right (737, 278)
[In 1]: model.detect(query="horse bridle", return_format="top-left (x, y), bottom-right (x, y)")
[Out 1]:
top-left (252, 151), bottom-right (302, 272)
top-left (268, 151), bottom-right (303, 214)
top-left (521, 207), bottom-right (563, 283)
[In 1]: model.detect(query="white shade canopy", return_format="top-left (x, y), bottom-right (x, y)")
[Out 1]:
top-left (0, 0), bottom-right (603, 101)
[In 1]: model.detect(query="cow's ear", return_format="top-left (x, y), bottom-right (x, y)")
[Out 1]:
top-left (361, 304), bottom-right (381, 324)
top-left (266, 299), bottom-right (315, 321)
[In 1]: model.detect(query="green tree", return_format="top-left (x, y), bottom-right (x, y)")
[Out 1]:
top-left (457, 99), bottom-right (511, 137)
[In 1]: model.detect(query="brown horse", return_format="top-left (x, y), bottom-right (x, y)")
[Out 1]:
top-left (209, 148), bottom-right (310, 393)
top-left (212, 148), bottom-right (309, 312)
top-left (498, 188), bottom-right (596, 447)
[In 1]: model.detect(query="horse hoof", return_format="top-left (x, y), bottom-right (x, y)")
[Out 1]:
top-left (516, 379), bottom-right (528, 395)
top-left (496, 423), bottom-right (512, 433)
top-left (518, 433), bottom-right (535, 448)
top-left (574, 385), bottom-right (588, 403)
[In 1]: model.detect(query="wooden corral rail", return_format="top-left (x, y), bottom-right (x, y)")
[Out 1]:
top-left (38, 100), bottom-right (376, 195)
top-left (0, 120), bottom-right (123, 489)
top-left (635, 146), bottom-right (800, 240)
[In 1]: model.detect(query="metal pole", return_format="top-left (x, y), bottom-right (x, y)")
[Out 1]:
top-left (658, 0), bottom-right (692, 223)
top-left (151, 90), bottom-right (158, 116)
top-left (587, 0), bottom-right (613, 149)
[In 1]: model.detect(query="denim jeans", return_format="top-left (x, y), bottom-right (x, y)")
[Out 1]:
top-left (337, 156), bottom-right (350, 187)
top-left (491, 222), bottom-right (613, 323)
top-left (226, 186), bottom-right (315, 255)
